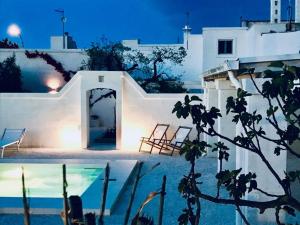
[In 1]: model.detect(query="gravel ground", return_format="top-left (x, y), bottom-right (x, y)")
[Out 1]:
top-left (0, 148), bottom-right (298, 225)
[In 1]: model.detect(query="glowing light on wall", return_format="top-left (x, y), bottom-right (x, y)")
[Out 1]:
top-left (60, 125), bottom-right (81, 148)
top-left (122, 122), bottom-right (145, 151)
top-left (7, 24), bottom-right (21, 37)
top-left (46, 77), bottom-right (61, 94)
top-left (46, 78), bottom-right (61, 89)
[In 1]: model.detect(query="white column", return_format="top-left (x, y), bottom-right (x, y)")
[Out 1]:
top-left (296, 0), bottom-right (300, 23)
top-left (216, 79), bottom-right (237, 171)
top-left (203, 81), bottom-right (218, 157)
top-left (270, 0), bottom-right (281, 23)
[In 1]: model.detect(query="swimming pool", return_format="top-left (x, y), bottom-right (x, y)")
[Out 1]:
top-left (0, 163), bottom-right (103, 198)
top-left (0, 159), bottom-right (137, 215)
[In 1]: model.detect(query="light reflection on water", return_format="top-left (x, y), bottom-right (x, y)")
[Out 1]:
top-left (0, 163), bottom-right (103, 198)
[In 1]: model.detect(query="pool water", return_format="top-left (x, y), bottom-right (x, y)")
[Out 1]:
top-left (0, 163), bottom-right (103, 198)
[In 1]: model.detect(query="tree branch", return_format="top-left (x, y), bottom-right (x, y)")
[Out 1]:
top-left (249, 74), bottom-right (300, 159)
top-left (275, 207), bottom-right (284, 225)
top-left (89, 89), bottom-right (116, 108)
top-left (236, 203), bottom-right (251, 225)
top-left (254, 188), bottom-right (284, 198)
top-left (199, 192), bottom-right (300, 212)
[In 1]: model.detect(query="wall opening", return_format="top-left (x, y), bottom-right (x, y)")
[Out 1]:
top-left (87, 88), bottom-right (116, 150)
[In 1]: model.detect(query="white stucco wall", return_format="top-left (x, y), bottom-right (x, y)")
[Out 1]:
top-left (183, 34), bottom-right (203, 83)
top-left (257, 31), bottom-right (300, 56)
top-left (202, 27), bottom-right (248, 71)
top-left (0, 75), bottom-right (82, 148)
top-left (202, 23), bottom-right (300, 72)
top-left (0, 71), bottom-right (200, 151)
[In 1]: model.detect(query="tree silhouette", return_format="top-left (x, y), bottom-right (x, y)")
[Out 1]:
top-left (0, 38), bottom-right (19, 49)
top-left (0, 55), bottom-right (23, 92)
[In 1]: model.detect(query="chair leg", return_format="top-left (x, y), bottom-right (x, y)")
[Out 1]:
top-left (159, 145), bottom-right (164, 154)
top-left (139, 141), bottom-right (152, 154)
top-left (138, 141), bottom-right (144, 152)
top-left (171, 146), bottom-right (175, 156)
top-left (149, 145), bottom-right (155, 154)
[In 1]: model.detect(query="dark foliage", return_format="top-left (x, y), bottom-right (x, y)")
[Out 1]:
top-left (82, 41), bottom-right (137, 72)
top-left (25, 50), bottom-right (76, 82)
top-left (0, 55), bottom-right (23, 92)
top-left (0, 38), bottom-right (19, 49)
top-left (173, 63), bottom-right (300, 224)
top-left (84, 40), bottom-right (187, 93)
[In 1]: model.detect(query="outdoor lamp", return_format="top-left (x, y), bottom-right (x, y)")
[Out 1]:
top-left (7, 23), bottom-right (24, 48)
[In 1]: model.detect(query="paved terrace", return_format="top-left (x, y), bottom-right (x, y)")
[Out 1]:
top-left (0, 148), bottom-right (235, 225)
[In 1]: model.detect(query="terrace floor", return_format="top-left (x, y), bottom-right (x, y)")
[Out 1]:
top-left (0, 148), bottom-right (235, 225)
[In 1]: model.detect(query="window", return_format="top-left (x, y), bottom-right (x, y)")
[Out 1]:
top-left (98, 76), bottom-right (104, 82)
top-left (275, 19), bottom-right (278, 23)
top-left (275, 0), bottom-right (278, 6)
top-left (275, 9), bottom-right (278, 15)
top-left (218, 40), bottom-right (233, 55)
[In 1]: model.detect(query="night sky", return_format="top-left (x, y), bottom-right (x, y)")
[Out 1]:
top-left (0, 0), bottom-right (294, 48)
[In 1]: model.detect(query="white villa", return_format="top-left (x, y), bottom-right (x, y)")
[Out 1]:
top-left (0, 0), bottom-right (300, 147)
top-left (0, 0), bottom-right (300, 224)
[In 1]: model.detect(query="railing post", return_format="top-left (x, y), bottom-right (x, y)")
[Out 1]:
top-left (98, 163), bottom-right (110, 225)
top-left (158, 175), bottom-right (166, 225)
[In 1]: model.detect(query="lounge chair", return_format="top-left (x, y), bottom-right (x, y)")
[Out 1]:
top-left (139, 124), bottom-right (169, 154)
top-left (0, 128), bottom-right (26, 158)
top-left (159, 126), bottom-right (192, 156)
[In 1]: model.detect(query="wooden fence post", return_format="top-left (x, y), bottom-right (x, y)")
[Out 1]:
top-left (22, 167), bottom-right (30, 225)
top-left (98, 163), bottom-right (110, 225)
top-left (158, 175), bottom-right (166, 225)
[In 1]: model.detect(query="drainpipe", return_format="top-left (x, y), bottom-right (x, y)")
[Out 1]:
top-left (224, 60), bottom-right (243, 89)
top-left (228, 71), bottom-right (242, 89)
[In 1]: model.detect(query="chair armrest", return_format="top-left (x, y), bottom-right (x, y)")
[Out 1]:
top-left (155, 138), bottom-right (171, 144)
top-left (141, 137), bottom-right (150, 141)
top-left (169, 141), bottom-right (184, 147)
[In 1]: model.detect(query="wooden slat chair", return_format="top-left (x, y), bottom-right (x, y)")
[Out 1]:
top-left (139, 124), bottom-right (169, 154)
top-left (0, 128), bottom-right (26, 158)
top-left (159, 126), bottom-right (192, 156)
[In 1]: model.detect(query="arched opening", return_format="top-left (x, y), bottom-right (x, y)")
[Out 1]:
top-left (87, 88), bottom-right (116, 150)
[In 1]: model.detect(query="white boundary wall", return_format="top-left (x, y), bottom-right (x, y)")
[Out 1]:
top-left (0, 71), bottom-right (201, 151)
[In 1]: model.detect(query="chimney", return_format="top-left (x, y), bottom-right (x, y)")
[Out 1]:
top-left (183, 25), bottom-right (192, 50)
top-left (296, 0), bottom-right (300, 23)
top-left (270, 0), bottom-right (281, 23)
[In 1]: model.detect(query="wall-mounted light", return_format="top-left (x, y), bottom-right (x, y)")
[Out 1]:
top-left (46, 77), bottom-right (61, 94)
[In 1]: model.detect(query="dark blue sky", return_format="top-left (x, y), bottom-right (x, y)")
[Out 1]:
top-left (0, 0), bottom-right (293, 48)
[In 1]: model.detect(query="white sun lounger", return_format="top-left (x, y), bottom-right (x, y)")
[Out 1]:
top-left (0, 128), bottom-right (26, 158)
